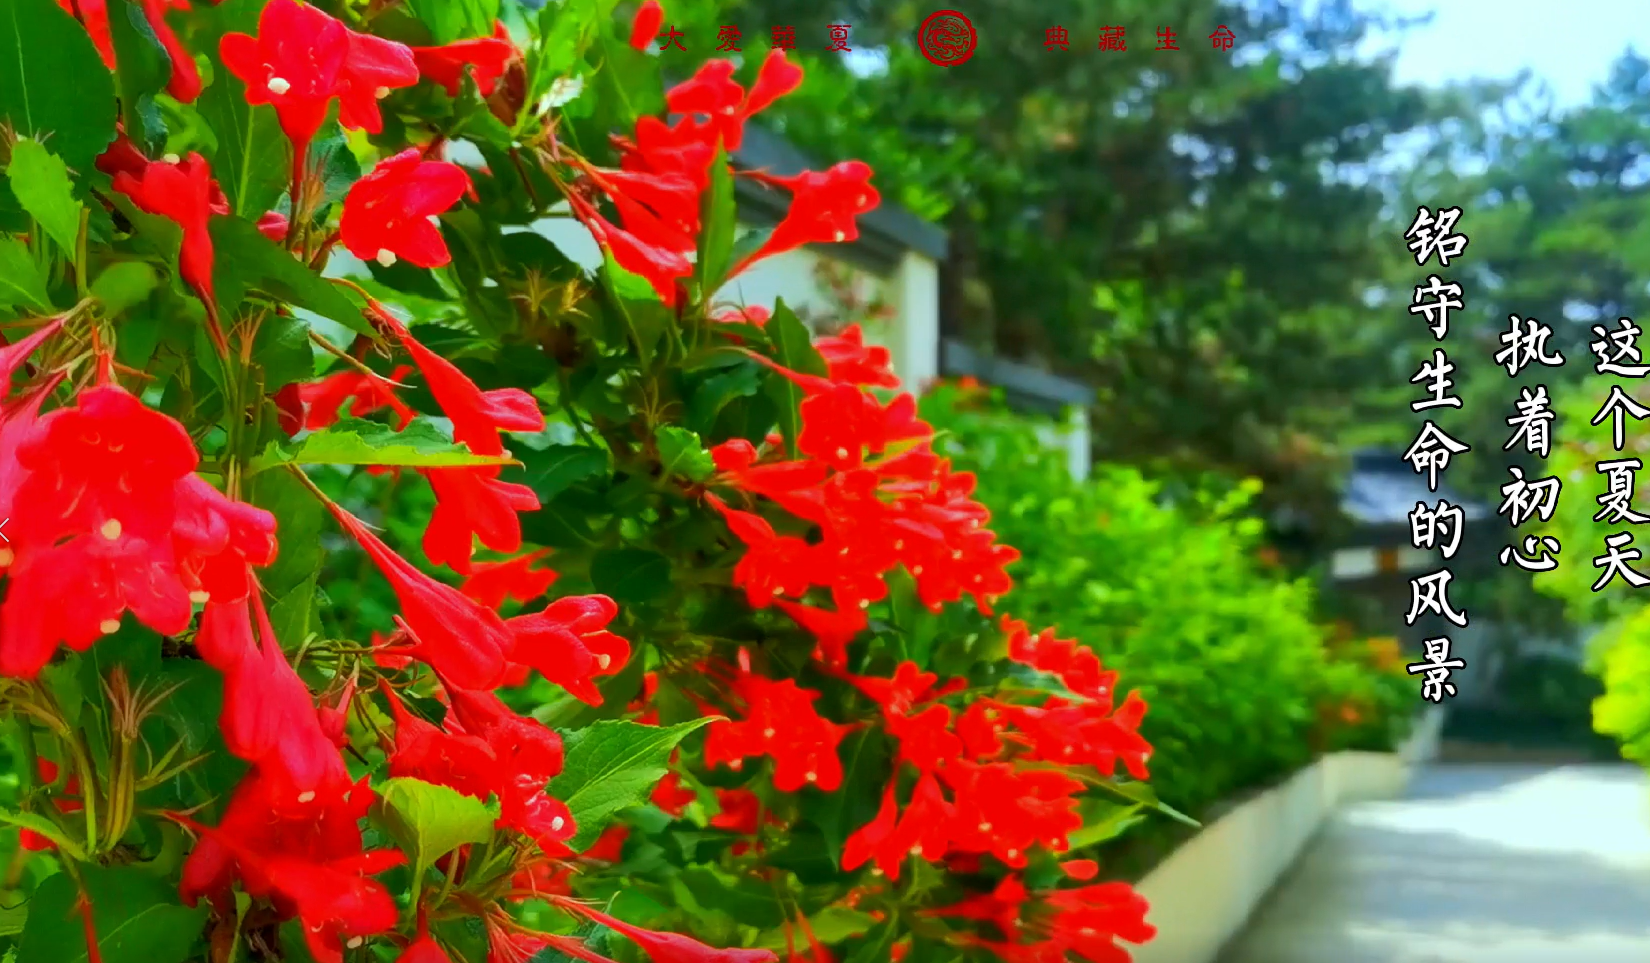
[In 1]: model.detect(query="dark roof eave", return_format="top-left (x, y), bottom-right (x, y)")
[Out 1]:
top-left (939, 338), bottom-right (1093, 414)
top-left (729, 124), bottom-right (949, 264)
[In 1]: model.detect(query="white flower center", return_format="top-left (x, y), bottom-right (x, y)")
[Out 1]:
top-left (297, 791), bottom-right (316, 803)
top-left (100, 619), bottom-right (121, 635)
top-left (162, 153), bottom-right (180, 164)
top-left (550, 816), bottom-right (565, 831)
top-left (375, 249), bottom-right (397, 267)
top-left (100, 518), bottom-right (122, 540)
top-left (189, 590), bottom-right (211, 604)
top-left (374, 86), bottom-right (390, 98)
top-left (267, 76), bottom-right (291, 95)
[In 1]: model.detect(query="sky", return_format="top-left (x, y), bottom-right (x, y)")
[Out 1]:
top-left (1383, 0), bottom-right (1650, 107)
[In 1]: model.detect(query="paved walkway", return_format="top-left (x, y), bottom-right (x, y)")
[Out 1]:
top-left (1220, 764), bottom-right (1650, 963)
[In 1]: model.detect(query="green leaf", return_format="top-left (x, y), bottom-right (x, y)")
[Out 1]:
top-left (373, 777), bottom-right (498, 866)
top-left (18, 864), bottom-right (207, 963)
top-left (587, 547), bottom-right (671, 605)
top-left (248, 417), bottom-right (515, 473)
top-left (90, 262), bottom-right (158, 318)
top-left (802, 728), bottom-right (890, 866)
top-left (677, 867), bottom-right (787, 928)
top-left (755, 907), bottom-right (878, 950)
top-left (696, 143), bottom-right (737, 292)
top-left (764, 299), bottom-right (828, 459)
top-left (0, 807), bottom-right (83, 861)
top-left (251, 311), bottom-right (317, 389)
top-left (6, 140), bottom-right (81, 255)
top-left (0, 236), bottom-right (51, 311)
top-left (247, 468), bottom-right (325, 597)
top-left (105, 0), bottom-right (172, 152)
top-left (514, 443), bottom-right (609, 500)
top-left (601, 251), bottom-right (656, 303)
top-left (654, 425), bottom-right (715, 482)
top-left (210, 216), bottom-right (368, 331)
top-left (0, 899), bottom-right (27, 936)
top-left (268, 570), bottom-right (318, 650)
top-left (0, 0), bottom-right (118, 174)
top-left (550, 718), bottom-right (715, 850)
top-left (1086, 775), bottom-right (1200, 828)
top-left (405, 0), bottom-right (498, 44)
top-left (196, 56), bottom-right (287, 219)
top-left (1066, 799), bottom-right (1146, 849)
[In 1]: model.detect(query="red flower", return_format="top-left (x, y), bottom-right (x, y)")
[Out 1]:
top-left (140, 0), bottom-right (203, 102)
top-left (773, 600), bottom-right (865, 668)
top-left (385, 685), bottom-right (575, 851)
top-left (280, 365), bottom-right (417, 434)
top-left (397, 936), bottom-right (453, 963)
top-left (461, 549), bottom-right (558, 609)
top-left (56, 0), bottom-right (114, 67)
top-left (56, 0), bottom-right (201, 101)
top-left (815, 325), bottom-right (899, 388)
top-left (371, 302), bottom-right (544, 453)
top-left (665, 50), bottom-right (802, 153)
top-left (732, 162), bottom-right (879, 276)
top-left (707, 497), bottom-right (814, 608)
top-left (336, 31), bottom-right (420, 134)
top-left (413, 23), bottom-right (516, 97)
top-left (257, 211), bottom-right (291, 242)
top-left (650, 771), bottom-right (698, 817)
top-left (0, 317), bottom-right (62, 402)
top-left (220, 0), bottom-right (350, 149)
top-left (0, 383), bottom-right (279, 677)
top-left (841, 774), bottom-right (954, 881)
top-left (567, 191), bottom-right (691, 306)
top-left (110, 153), bottom-right (224, 308)
top-left (423, 465), bottom-right (540, 573)
top-left (703, 672), bottom-right (850, 791)
top-left (371, 303), bottom-right (545, 573)
top-left (629, 0), bottom-right (663, 50)
top-left (569, 904), bottom-right (779, 963)
top-left (341, 149), bottom-right (472, 268)
top-left (210, 595), bottom-right (351, 807)
top-left (925, 875), bottom-right (1029, 942)
top-left (180, 770), bottom-right (402, 963)
top-left (1043, 882), bottom-right (1157, 962)
top-left (506, 595), bottom-right (630, 705)
top-left (326, 501), bottom-right (514, 690)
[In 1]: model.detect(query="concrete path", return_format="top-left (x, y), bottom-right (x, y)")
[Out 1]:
top-left (1219, 764), bottom-right (1650, 963)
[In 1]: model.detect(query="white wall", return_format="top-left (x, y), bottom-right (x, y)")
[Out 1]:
top-left (1032, 407), bottom-right (1092, 482)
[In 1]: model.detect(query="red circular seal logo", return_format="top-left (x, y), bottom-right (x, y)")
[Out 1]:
top-left (918, 10), bottom-right (975, 67)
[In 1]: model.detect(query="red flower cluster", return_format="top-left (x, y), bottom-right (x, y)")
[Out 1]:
top-left (0, 364), bottom-right (276, 678)
top-left (274, 363), bottom-right (417, 435)
top-left (683, 316), bottom-right (1159, 961)
top-left (367, 302), bottom-right (543, 574)
top-left (703, 654), bottom-right (854, 792)
top-left (386, 685), bottom-right (575, 851)
top-left (705, 324), bottom-right (1017, 663)
top-left (564, 48), bottom-right (887, 305)
top-left (931, 874), bottom-right (1157, 963)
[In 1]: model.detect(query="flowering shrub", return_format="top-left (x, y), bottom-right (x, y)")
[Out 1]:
top-left (0, 0), bottom-right (1169, 961)
top-left (919, 383), bottom-right (1413, 820)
